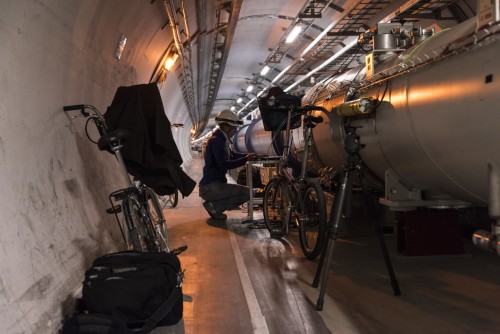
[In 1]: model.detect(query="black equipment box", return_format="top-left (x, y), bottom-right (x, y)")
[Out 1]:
top-left (258, 88), bottom-right (302, 131)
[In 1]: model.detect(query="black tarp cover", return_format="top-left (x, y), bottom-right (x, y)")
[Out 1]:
top-left (104, 83), bottom-right (196, 197)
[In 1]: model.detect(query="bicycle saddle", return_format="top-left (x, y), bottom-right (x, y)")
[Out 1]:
top-left (97, 129), bottom-right (131, 151)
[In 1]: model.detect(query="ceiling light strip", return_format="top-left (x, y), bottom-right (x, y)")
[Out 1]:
top-left (271, 64), bottom-right (293, 84)
top-left (285, 38), bottom-right (358, 92)
top-left (300, 21), bottom-right (337, 57)
top-left (286, 25), bottom-right (303, 43)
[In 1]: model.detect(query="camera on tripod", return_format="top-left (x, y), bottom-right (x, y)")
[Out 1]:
top-left (344, 125), bottom-right (363, 155)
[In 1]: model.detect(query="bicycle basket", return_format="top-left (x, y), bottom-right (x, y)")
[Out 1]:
top-left (258, 88), bottom-right (302, 131)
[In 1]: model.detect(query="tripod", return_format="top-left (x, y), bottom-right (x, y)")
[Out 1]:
top-left (313, 124), bottom-right (401, 311)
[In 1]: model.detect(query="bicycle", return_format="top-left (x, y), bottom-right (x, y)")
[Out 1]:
top-left (158, 189), bottom-right (179, 209)
top-left (63, 104), bottom-right (182, 254)
top-left (259, 96), bottom-right (328, 260)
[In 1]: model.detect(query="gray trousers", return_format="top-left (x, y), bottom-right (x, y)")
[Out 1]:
top-left (199, 182), bottom-right (250, 213)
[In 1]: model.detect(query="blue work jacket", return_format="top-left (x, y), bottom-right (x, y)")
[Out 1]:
top-left (199, 129), bottom-right (247, 185)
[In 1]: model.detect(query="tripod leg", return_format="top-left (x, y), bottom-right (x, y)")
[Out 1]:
top-left (359, 169), bottom-right (401, 296)
top-left (313, 179), bottom-right (346, 287)
top-left (316, 168), bottom-right (351, 310)
top-left (312, 212), bottom-right (333, 287)
top-left (375, 218), bottom-right (401, 295)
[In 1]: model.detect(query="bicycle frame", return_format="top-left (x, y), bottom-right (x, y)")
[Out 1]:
top-left (63, 104), bottom-right (170, 253)
top-left (104, 141), bottom-right (170, 252)
top-left (262, 102), bottom-right (328, 259)
top-left (274, 105), bottom-right (317, 191)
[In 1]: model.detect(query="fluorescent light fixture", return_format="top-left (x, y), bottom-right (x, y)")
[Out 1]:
top-left (246, 85), bottom-right (254, 92)
top-left (115, 34), bottom-right (127, 60)
top-left (260, 65), bottom-right (270, 76)
top-left (230, 106), bottom-right (235, 111)
top-left (164, 52), bottom-right (179, 71)
top-left (285, 38), bottom-right (359, 92)
top-left (286, 25), bottom-right (302, 43)
top-left (301, 21), bottom-right (336, 57)
top-left (257, 90), bottom-right (265, 97)
top-left (271, 64), bottom-right (292, 84)
top-left (236, 97), bottom-right (243, 104)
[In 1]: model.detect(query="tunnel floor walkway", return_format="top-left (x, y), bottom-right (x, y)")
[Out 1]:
top-left (153, 157), bottom-right (500, 334)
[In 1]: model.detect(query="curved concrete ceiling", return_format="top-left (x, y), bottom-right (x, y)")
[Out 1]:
top-left (20, 0), bottom-right (474, 143)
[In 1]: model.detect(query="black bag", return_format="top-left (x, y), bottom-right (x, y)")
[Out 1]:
top-left (81, 251), bottom-right (183, 333)
top-left (258, 87), bottom-right (302, 131)
top-left (62, 313), bottom-right (131, 334)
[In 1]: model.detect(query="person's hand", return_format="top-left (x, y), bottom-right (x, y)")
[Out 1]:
top-left (246, 153), bottom-right (257, 161)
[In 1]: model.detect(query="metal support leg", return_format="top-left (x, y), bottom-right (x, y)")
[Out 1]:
top-left (315, 167), bottom-right (352, 310)
top-left (313, 125), bottom-right (401, 312)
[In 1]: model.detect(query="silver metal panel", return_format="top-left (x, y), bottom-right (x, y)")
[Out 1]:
top-left (234, 124), bottom-right (249, 153)
top-left (341, 20), bottom-right (500, 205)
top-left (244, 118), bottom-right (277, 156)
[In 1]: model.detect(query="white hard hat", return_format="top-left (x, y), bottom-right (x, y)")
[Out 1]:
top-left (215, 109), bottom-right (243, 127)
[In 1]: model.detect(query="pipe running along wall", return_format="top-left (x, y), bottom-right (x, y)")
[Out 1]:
top-left (237, 17), bottom-right (500, 210)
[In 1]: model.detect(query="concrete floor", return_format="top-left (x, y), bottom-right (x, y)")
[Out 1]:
top-left (153, 157), bottom-right (500, 334)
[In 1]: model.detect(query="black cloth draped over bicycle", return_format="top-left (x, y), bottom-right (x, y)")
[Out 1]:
top-left (104, 83), bottom-right (196, 197)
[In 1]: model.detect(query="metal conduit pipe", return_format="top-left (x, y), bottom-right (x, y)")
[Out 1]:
top-left (238, 17), bottom-right (500, 255)
top-left (164, 0), bottom-right (183, 56)
top-left (164, 0), bottom-right (197, 126)
top-left (180, 0), bottom-right (191, 41)
top-left (300, 18), bottom-right (500, 207)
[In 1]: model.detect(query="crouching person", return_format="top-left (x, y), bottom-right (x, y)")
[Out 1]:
top-left (199, 110), bottom-right (253, 219)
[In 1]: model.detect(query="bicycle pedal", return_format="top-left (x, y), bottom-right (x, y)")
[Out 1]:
top-left (171, 245), bottom-right (188, 255)
top-left (106, 205), bottom-right (122, 214)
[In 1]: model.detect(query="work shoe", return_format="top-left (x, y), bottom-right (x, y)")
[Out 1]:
top-left (203, 201), bottom-right (227, 220)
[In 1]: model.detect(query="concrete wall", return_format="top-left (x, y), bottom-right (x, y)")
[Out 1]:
top-left (0, 1), bottom-right (191, 332)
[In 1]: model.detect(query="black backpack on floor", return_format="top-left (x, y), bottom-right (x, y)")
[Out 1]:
top-left (61, 313), bottom-right (132, 334)
top-left (63, 251), bottom-right (184, 333)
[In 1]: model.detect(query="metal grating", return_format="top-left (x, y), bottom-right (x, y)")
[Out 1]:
top-left (391, 0), bottom-right (459, 22)
top-left (281, 0), bottom-right (464, 90)
top-left (300, 0), bottom-right (465, 105)
top-left (286, 0), bottom-right (392, 80)
top-left (299, 0), bottom-right (333, 18)
top-left (265, 1), bottom-right (332, 65)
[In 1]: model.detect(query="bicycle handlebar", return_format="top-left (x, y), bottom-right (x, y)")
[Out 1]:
top-left (63, 104), bottom-right (85, 111)
top-left (63, 103), bottom-right (108, 141)
top-left (63, 104), bottom-right (92, 117)
top-left (63, 104), bottom-right (106, 119)
top-left (300, 105), bottom-right (327, 113)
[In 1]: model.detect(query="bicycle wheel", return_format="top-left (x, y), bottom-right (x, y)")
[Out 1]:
top-left (158, 189), bottom-right (178, 209)
top-left (143, 186), bottom-right (169, 252)
top-left (299, 180), bottom-right (327, 260)
top-left (170, 189), bottom-right (179, 208)
top-left (263, 178), bottom-right (291, 238)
